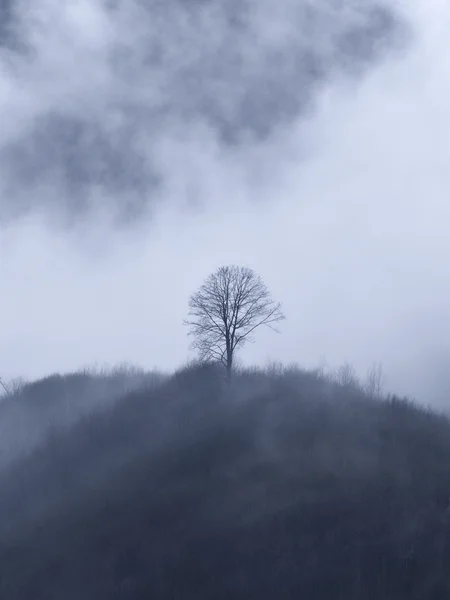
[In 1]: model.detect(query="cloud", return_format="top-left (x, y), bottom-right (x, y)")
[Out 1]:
top-left (3, 0), bottom-right (450, 407)
top-left (0, 0), bottom-right (404, 224)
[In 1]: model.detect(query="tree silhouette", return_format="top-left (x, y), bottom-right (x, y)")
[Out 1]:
top-left (184, 265), bottom-right (285, 380)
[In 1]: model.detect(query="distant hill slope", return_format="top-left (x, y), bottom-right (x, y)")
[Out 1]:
top-left (0, 362), bottom-right (449, 599)
top-left (0, 365), bottom-right (165, 469)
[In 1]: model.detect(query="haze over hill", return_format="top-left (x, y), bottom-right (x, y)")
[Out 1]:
top-left (1, 362), bottom-right (450, 598)
top-left (1, 0), bottom-right (450, 407)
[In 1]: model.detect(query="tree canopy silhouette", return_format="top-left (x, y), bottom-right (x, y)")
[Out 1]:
top-left (184, 265), bottom-right (285, 379)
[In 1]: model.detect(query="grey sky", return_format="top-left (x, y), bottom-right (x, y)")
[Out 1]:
top-left (1, 0), bottom-right (450, 405)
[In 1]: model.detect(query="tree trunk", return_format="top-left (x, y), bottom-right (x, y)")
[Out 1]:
top-left (226, 349), bottom-right (233, 383)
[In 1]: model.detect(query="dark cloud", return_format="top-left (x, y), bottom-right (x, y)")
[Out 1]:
top-left (0, 0), bottom-right (408, 224)
top-left (1, 112), bottom-right (160, 223)
top-left (0, 0), bottom-right (16, 47)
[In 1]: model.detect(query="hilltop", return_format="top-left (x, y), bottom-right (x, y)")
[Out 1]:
top-left (0, 362), bottom-right (449, 599)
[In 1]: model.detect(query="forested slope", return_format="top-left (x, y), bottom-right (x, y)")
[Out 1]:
top-left (0, 363), bottom-right (449, 599)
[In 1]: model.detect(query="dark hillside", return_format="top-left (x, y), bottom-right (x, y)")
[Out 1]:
top-left (0, 366), bottom-right (165, 469)
top-left (0, 363), bottom-right (450, 599)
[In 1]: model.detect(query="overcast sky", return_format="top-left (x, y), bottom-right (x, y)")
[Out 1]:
top-left (1, 0), bottom-right (450, 405)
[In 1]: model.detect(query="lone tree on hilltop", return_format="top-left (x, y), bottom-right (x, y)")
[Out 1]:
top-left (184, 265), bottom-right (285, 380)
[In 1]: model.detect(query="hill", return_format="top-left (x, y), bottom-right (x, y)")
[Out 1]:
top-left (0, 362), bottom-right (449, 599)
top-left (0, 364), bottom-right (165, 470)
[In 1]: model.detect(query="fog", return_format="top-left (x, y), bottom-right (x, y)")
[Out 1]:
top-left (1, 0), bottom-right (450, 405)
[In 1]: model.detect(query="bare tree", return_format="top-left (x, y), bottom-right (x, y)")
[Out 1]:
top-left (184, 265), bottom-right (285, 380)
top-left (334, 362), bottom-right (360, 390)
top-left (365, 361), bottom-right (385, 399)
top-left (0, 376), bottom-right (11, 397)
